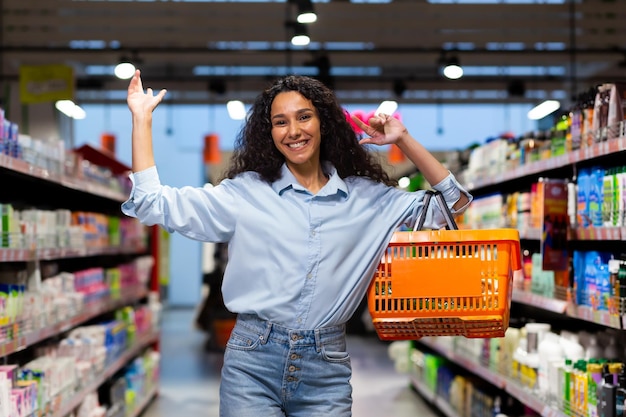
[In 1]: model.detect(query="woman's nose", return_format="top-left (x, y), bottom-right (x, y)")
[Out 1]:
top-left (288, 123), bottom-right (301, 138)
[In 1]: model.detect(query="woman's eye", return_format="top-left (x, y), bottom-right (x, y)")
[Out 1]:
top-left (299, 114), bottom-right (312, 121)
top-left (274, 120), bottom-right (286, 126)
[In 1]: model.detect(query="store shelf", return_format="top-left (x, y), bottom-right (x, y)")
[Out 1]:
top-left (0, 285), bottom-right (149, 357)
top-left (416, 338), bottom-right (567, 417)
top-left (504, 383), bottom-right (567, 417)
top-left (0, 153), bottom-right (127, 202)
top-left (0, 135), bottom-right (161, 417)
top-left (571, 226), bottom-right (625, 241)
top-left (511, 289), bottom-right (622, 329)
top-left (409, 374), bottom-right (462, 417)
top-left (36, 244), bottom-right (148, 260)
top-left (0, 248), bottom-right (33, 262)
top-left (511, 289), bottom-right (568, 314)
top-left (465, 135), bottom-right (626, 191)
top-left (0, 245), bottom-right (148, 263)
top-left (51, 330), bottom-right (159, 417)
top-left (417, 339), bottom-right (507, 389)
top-left (129, 386), bottom-right (159, 417)
top-left (519, 227), bottom-right (542, 240)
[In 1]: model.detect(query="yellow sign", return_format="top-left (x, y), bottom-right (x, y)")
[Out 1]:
top-left (19, 64), bottom-right (74, 104)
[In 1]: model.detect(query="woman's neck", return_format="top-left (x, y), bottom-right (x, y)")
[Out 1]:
top-left (287, 161), bottom-right (328, 194)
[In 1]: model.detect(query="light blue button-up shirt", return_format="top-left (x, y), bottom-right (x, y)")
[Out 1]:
top-left (122, 162), bottom-right (471, 329)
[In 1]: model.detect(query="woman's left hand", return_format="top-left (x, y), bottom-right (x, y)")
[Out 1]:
top-left (351, 113), bottom-right (408, 146)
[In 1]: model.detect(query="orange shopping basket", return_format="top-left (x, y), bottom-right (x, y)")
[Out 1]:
top-left (368, 190), bottom-right (521, 341)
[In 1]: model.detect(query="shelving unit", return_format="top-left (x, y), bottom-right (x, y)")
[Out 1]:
top-left (416, 337), bottom-right (567, 417)
top-left (409, 130), bottom-right (626, 416)
top-left (0, 145), bottom-right (161, 417)
top-left (51, 331), bottom-right (159, 417)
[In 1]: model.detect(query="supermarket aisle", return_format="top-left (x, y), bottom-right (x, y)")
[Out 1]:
top-left (142, 307), bottom-right (438, 417)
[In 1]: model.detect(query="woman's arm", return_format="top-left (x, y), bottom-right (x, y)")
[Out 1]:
top-left (353, 113), bottom-right (469, 210)
top-left (127, 69), bottom-right (167, 172)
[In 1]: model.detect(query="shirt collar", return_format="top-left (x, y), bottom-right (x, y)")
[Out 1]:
top-left (272, 161), bottom-right (348, 198)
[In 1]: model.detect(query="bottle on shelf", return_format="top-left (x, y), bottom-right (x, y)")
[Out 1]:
top-left (616, 366), bottom-right (626, 417)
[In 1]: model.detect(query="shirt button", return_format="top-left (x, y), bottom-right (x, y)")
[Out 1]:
top-left (289, 365), bottom-right (296, 372)
top-left (290, 353), bottom-right (298, 360)
top-left (291, 334), bottom-right (298, 341)
top-left (297, 318), bottom-right (302, 323)
top-left (306, 273), bottom-right (312, 279)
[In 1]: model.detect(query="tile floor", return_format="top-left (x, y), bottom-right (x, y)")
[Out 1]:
top-left (141, 307), bottom-right (439, 417)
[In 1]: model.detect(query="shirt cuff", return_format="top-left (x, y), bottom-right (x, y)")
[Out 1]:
top-left (121, 166), bottom-right (161, 215)
top-left (431, 172), bottom-right (473, 213)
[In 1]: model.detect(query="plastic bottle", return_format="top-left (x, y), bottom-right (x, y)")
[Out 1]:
top-left (603, 168), bottom-right (614, 227)
top-left (524, 323), bottom-right (550, 390)
top-left (578, 168), bottom-right (591, 228)
top-left (513, 337), bottom-right (528, 385)
top-left (589, 167), bottom-right (605, 227)
top-left (598, 363), bottom-right (617, 417)
top-left (574, 359), bottom-right (589, 415)
top-left (604, 332), bottom-right (621, 362)
top-left (503, 327), bottom-right (521, 377)
top-left (568, 180), bottom-right (578, 228)
top-left (560, 331), bottom-right (586, 362)
top-left (588, 360), bottom-right (603, 417)
top-left (616, 366), bottom-right (626, 417)
top-left (610, 260), bottom-right (621, 310)
top-left (538, 332), bottom-right (565, 401)
top-left (617, 166), bottom-right (626, 226)
top-left (597, 259), bottom-right (612, 311)
top-left (619, 262), bottom-right (626, 309)
top-left (587, 334), bottom-right (604, 361)
top-left (585, 252), bottom-right (601, 309)
top-left (561, 358), bottom-right (574, 414)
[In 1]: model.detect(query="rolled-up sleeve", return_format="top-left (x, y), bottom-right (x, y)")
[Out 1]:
top-left (402, 172), bottom-right (472, 231)
top-left (431, 172), bottom-right (473, 214)
top-left (121, 166), bottom-right (237, 242)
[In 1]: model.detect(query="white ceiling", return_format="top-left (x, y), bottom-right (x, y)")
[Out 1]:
top-left (2, 0), bottom-right (625, 106)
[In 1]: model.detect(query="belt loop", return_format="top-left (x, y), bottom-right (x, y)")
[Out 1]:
top-left (260, 320), bottom-right (272, 345)
top-left (314, 329), bottom-right (322, 352)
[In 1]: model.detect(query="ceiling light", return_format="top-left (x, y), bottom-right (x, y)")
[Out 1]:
top-left (375, 100), bottom-right (398, 116)
top-left (227, 100), bottom-right (246, 120)
top-left (55, 100), bottom-right (86, 119)
top-left (527, 100), bottom-right (561, 120)
top-left (442, 56), bottom-right (463, 80)
top-left (291, 23), bottom-right (310, 46)
top-left (114, 59), bottom-right (135, 79)
top-left (295, 0), bottom-right (317, 23)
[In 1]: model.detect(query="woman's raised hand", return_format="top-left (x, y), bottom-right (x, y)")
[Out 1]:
top-left (351, 113), bottom-right (408, 146)
top-left (127, 69), bottom-right (167, 117)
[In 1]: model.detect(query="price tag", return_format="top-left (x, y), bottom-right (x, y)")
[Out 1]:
top-left (577, 305), bottom-right (595, 322)
top-left (612, 227), bottom-right (620, 240)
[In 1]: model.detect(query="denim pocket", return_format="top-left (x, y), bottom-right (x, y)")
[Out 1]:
top-left (320, 337), bottom-right (350, 363)
top-left (226, 326), bottom-right (262, 351)
top-left (322, 348), bottom-right (350, 363)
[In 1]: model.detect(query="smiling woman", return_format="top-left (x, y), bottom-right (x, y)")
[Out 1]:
top-left (121, 71), bottom-right (472, 417)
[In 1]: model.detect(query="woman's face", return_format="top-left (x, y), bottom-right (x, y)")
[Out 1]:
top-left (270, 91), bottom-right (322, 168)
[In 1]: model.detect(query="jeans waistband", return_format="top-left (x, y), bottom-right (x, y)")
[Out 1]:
top-left (236, 314), bottom-right (346, 349)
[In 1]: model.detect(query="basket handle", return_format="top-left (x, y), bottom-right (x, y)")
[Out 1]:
top-left (415, 190), bottom-right (459, 231)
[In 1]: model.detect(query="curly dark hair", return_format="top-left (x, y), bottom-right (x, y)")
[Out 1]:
top-left (223, 75), bottom-right (396, 187)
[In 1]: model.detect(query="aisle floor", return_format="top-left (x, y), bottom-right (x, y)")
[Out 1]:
top-left (142, 308), bottom-right (439, 417)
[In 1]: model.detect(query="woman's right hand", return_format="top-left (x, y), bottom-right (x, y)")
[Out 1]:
top-left (127, 69), bottom-right (167, 117)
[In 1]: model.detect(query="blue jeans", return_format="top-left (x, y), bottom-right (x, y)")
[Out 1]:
top-left (219, 314), bottom-right (352, 417)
